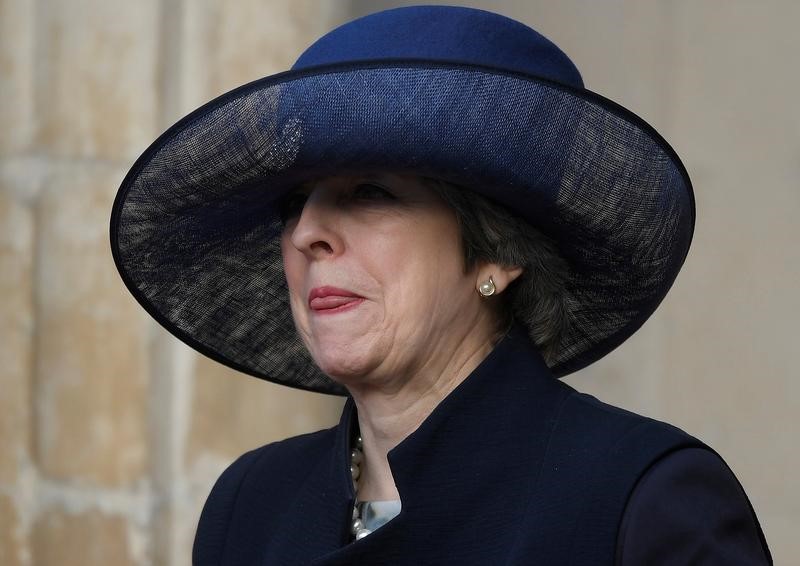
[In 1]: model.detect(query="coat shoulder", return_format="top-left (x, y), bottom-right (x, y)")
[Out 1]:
top-left (192, 427), bottom-right (337, 565)
top-left (516, 387), bottom-right (709, 562)
top-left (558, 387), bottom-right (699, 452)
top-left (540, 385), bottom-right (707, 509)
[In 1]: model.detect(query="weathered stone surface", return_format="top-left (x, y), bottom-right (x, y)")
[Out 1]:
top-left (0, 0), bottom-right (35, 153)
top-left (32, 508), bottom-right (135, 566)
top-left (35, 164), bottom-right (149, 486)
top-left (35, 0), bottom-right (159, 160)
top-left (0, 190), bottom-right (33, 484)
top-left (187, 355), bottom-right (343, 464)
top-left (0, 495), bottom-right (24, 566)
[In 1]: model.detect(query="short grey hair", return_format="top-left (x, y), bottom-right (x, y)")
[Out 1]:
top-left (425, 178), bottom-right (570, 364)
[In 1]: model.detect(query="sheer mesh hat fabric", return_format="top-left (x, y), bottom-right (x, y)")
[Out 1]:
top-left (110, 6), bottom-right (694, 395)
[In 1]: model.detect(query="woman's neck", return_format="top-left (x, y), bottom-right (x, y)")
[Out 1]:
top-left (349, 329), bottom-right (496, 501)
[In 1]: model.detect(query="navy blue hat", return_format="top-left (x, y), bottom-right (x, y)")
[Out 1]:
top-left (110, 6), bottom-right (694, 394)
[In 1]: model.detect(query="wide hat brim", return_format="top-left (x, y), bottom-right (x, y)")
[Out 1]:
top-left (110, 60), bottom-right (694, 395)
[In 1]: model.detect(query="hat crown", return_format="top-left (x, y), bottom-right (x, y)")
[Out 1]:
top-left (292, 5), bottom-right (584, 89)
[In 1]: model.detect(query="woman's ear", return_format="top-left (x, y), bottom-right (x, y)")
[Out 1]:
top-left (475, 264), bottom-right (523, 296)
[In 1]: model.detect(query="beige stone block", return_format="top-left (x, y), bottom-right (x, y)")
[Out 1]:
top-left (35, 0), bottom-right (160, 160)
top-left (151, 502), bottom-right (180, 566)
top-left (35, 164), bottom-right (149, 486)
top-left (0, 495), bottom-right (24, 566)
top-left (187, 355), bottom-right (343, 464)
top-left (175, 0), bottom-right (340, 115)
top-left (0, 0), bottom-right (35, 153)
top-left (32, 508), bottom-right (134, 566)
top-left (0, 190), bottom-right (33, 484)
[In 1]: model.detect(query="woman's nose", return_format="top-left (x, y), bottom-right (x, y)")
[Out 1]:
top-left (287, 189), bottom-right (343, 258)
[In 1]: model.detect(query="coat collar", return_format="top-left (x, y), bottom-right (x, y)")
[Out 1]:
top-left (310, 325), bottom-right (574, 562)
top-left (331, 323), bottom-right (573, 523)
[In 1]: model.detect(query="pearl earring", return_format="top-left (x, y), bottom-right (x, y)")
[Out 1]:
top-left (478, 276), bottom-right (496, 297)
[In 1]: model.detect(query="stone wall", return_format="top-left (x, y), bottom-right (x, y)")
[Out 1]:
top-left (2, 0), bottom-right (798, 564)
top-left (0, 1), bottom-right (345, 564)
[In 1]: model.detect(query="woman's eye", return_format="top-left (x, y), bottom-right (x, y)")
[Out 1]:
top-left (352, 183), bottom-right (395, 201)
top-left (277, 192), bottom-right (307, 223)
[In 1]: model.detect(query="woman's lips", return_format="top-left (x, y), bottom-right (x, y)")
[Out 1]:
top-left (308, 286), bottom-right (365, 313)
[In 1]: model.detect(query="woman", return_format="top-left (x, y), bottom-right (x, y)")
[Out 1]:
top-left (111, 6), bottom-right (771, 564)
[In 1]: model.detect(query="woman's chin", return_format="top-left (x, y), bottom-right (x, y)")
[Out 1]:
top-left (311, 349), bottom-right (378, 387)
top-left (304, 326), bottom-right (384, 380)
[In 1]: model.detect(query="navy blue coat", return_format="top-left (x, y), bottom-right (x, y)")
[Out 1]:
top-left (193, 327), bottom-right (771, 565)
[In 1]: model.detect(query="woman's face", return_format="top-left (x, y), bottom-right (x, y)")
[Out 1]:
top-left (280, 173), bottom-right (492, 389)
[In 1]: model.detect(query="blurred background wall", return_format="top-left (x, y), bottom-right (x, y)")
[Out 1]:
top-left (0, 0), bottom-right (796, 564)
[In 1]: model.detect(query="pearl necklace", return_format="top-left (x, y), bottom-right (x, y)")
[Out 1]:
top-left (349, 435), bottom-right (372, 540)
